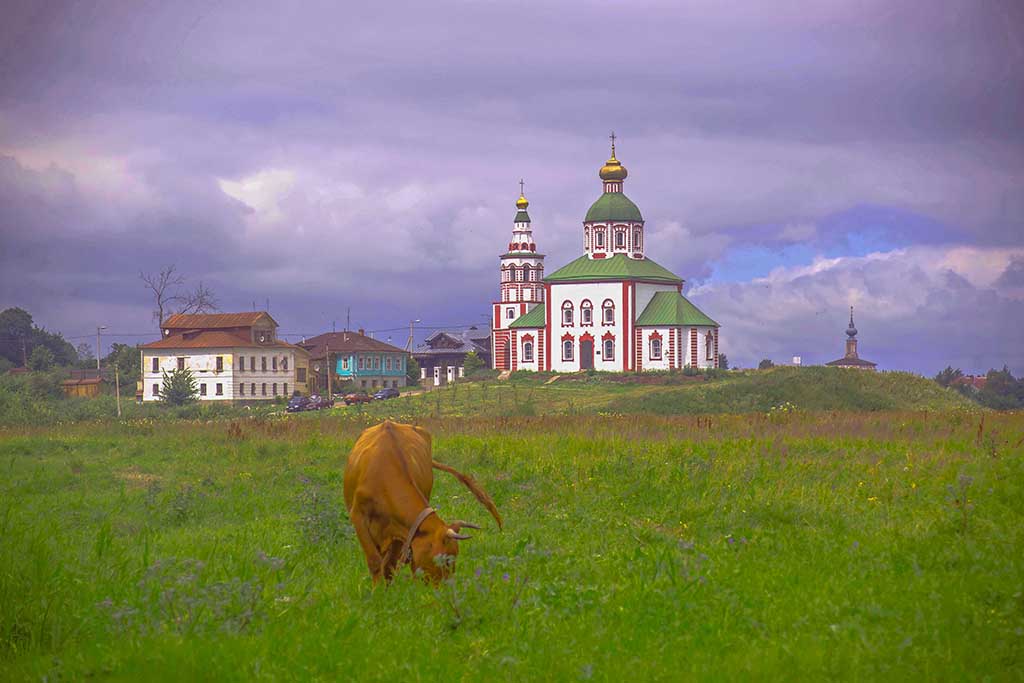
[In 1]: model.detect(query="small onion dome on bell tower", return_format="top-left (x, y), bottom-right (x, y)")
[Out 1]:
top-left (514, 179), bottom-right (531, 223)
top-left (846, 306), bottom-right (858, 338)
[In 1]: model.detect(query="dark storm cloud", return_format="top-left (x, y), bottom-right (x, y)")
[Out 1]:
top-left (1, 0), bottom-right (1022, 369)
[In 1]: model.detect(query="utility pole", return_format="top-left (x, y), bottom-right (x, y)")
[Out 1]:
top-left (326, 341), bottom-right (332, 398)
top-left (406, 319), bottom-right (421, 352)
top-left (96, 326), bottom-right (107, 371)
top-left (115, 367), bottom-right (122, 418)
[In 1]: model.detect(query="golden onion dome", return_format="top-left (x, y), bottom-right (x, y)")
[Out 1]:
top-left (599, 153), bottom-right (628, 181)
top-left (516, 193), bottom-right (529, 209)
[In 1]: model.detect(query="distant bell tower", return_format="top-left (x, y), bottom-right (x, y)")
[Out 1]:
top-left (845, 306), bottom-right (859, 359)
top-left (491, 181), bottom-right (545, 368)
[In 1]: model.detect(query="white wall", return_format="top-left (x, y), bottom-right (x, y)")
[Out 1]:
top-left (142, 348), bottom-right (301, 402)
top-left (639, 327), bottom-right (672, 370)
top-left (549, 281), bottom-right (625, 372)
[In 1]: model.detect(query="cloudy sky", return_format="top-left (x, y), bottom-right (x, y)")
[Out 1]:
top-left (1, 0), bottom-right (1022, 373)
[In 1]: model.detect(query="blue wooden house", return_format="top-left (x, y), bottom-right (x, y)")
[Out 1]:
top-left (300, 329), bottom-right (408, 393)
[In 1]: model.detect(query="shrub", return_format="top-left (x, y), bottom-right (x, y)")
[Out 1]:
top-left (28, 346), bottom-right (55, 371)
top-left (159, 368), bottom-right (199, 405)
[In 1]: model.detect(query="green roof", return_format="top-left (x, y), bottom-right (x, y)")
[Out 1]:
top-left (635, 291), bottom-right (718, 327)
top-left (584, 192), bottom-right (643, 223)
top-left (545, 254), bottom-right (682, 284)
top-left (508, 304), bottom-right (546, 328)
top-left (514, 210), bottom-right (531, 223)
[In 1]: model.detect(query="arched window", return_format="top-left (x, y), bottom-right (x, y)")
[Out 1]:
top-left (603, 339), bottom-right (615, 360)
top-left (528, 268), bottom-right (536, 281)
top-left (615, 230), bottom-right (625, 248)
top-left (602, 299), bottom-right (615, 324)
top-left (506, 307), bottom-right (516, 319)
top-left (595, 230), bottom-right (605, 248)
top-left (650, 337), bottom-right (663, 360)
top-left (581, 300), bottom-right (593, 325)
top-left (706, 331), bottom-right (714, 361)
top-left (562, 339), bottom-right (574, 361)
top-left (515, 268), bottom-right (523, 281)
top-left (523, 341), bottom-right (534, 362)
top-left (634, 229), bottom-right (642, 250)
top-left (562, 301), bottom-right (574, 326)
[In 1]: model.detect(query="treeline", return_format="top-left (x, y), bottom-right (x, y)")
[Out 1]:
top-left (935, 366), bottom-right (1024, 410)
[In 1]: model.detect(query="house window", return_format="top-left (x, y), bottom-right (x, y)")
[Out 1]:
top-left (595, 230), bottom-right (605, 248)
top-left (581, 300), bottom-right (593, 324)
top-left (272, 356), bottom-right (278, 371)
top-left (239, 356), bottom-right (245, 372)
top-left (562, 301), bottom-right (573, 326)
top-left (272, 383), bottom-right (278, 396)
top-left (200, 383), bottom-right (207, 396)
top-left (177, 357), bottom-right (185, 371)
top-left (615, 231), bottom-right (625, 248)
top-left (562, 339), bottom-right (574, 361)
top-left (153, 383), bottom-right (159, 397)
top-left (284, 383), bottom-right (288, 396)
top-left (358, 357), bottom-right (364, 370)
top-left (261, 357), bottom-right (267, 371)
top-left (374, 357), bottom-right (380, 369)
top-left (239, 383), bottom-right (245, 396)
top-left (151, 357), bottom-right (159, 373)
top-left (261, 383), bottom-right (267, 396)
top-left (386, 357), bottom-right (392, 371)
top-left (216, 383), bottom-right (223, 396)
top-left (523, 341), bottom-right (534, 362)
top-left (250, 356), bottom-right (256, 371)
top-left (251, 383), bottom-right (256, 395)
top-left (372, 379), bottom-right (378, 388)
top-left (604, 339), bottom-right (615, 360)
top-left (603, 299), bottom-right (615, 324)
top-left (706, 332), bottom-right (715, 361)
top-left (507, 307), bottom-right (515, 319)
top-left (297, 368), bottom-right (306, 383)
top-left (282, 357), bottom-right (288, 371)
top-left (342, 358), bottom-right (349, 370)
top-left (216, 356), bottom-right (223, 372)
top-left (650, 337), bottom-right (663, 360)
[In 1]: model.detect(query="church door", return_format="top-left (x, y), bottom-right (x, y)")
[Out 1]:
top-left (501, 340), bottom-right (510, 370)
top-left (580, 339), bottom-right (594, 370)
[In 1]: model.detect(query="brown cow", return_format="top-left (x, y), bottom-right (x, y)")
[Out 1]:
top-left (343, 420), bottom-right (503, 583)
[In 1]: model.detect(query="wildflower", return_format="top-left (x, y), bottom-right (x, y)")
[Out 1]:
top-left (502, 573), bottom-right (510, 582)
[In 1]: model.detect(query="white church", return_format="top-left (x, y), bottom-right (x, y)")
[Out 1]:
top-left (491, 139), bottom-right (720, 373)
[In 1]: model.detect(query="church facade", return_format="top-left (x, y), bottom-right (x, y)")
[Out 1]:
top-left (492, 142), bottom-right (720, 373)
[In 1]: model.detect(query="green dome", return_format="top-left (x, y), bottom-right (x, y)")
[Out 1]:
top-left (584, 192), bottom-right (643, 223)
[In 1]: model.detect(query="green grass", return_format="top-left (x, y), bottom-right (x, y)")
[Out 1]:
top-left (2, 411), bottom-right (1022, 680)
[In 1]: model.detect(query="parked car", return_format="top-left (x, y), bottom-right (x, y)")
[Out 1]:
top-left (344, 392), bottom-right (372, 405)
top-left (286, 395), bottom-right (311, 413)
top-left (307, 395), bottom-right (334, 410)
top-left (373, 387), bottom-right (400, 400)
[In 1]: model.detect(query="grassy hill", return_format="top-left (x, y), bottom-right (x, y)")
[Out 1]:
top-left (357, 367), bottom-right (976, 420)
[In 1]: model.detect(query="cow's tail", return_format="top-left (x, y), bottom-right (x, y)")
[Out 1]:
top-left (432, 460), bottom-right (504, 530)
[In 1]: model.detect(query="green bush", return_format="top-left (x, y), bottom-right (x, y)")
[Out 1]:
top-left (159, 368), bottom-right (199, 405)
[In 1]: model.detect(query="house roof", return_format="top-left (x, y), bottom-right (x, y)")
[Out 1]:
top-left (162, 312), bottom-right (277, 330)
top-left (585, 192), bottom-right (643, 223)
top-left (299, 331), bottom-right (407, 359)
top-left (825, 356), bottom-right (877, 368)
top-left (414, 329), bottom-right (491, 357)
top-left (140, 330), bottom-right (306, 352)
top-left (635, 291), bottom-right (719, 327)
top-left (509, 305), bottom-right (546, 328)
top-left (545, 253), bottom-right (682, 284)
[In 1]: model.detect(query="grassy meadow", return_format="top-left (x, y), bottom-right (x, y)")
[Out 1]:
top-left (2, 407), bottom-right (1023, 681)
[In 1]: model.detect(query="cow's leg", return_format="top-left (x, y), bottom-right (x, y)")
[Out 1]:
top-left (380, 539), bottom-right (404, 582)
top-left (350, 506), bottom-right (385, 583)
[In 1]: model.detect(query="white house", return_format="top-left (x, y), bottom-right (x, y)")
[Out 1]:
top-left (492, 140), bottom-right (720, 372)
top-left (139, 312), bottom-right (311, 402)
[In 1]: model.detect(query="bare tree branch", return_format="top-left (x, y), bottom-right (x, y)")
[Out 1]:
top-left (140, 266), bottom-right (219, 330)
top-left (179, 281), bottom-right (219, 315)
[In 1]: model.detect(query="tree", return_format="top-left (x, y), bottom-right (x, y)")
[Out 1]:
top-left (141, 265), bottom-right (219, 329)
top-left (934, 366), bottom-right (963, 388)
top-left (159, 367), bottom-right (198, 405)
top-left (105, 343), bottom-right (141, 387)
top-left (76, 342), bottom-right (95, 367)
top-left (0, 307), bottom-right (34, 365)
top-left (718, 353), bottom-right (729, 370)
top-left (28, 346), bottom-right (55, 371)
top-left (405, 355), bottom-right (421, 385)
top-left (758, 358), bottom-right (775, 370)
top-left (462, 350), bottom-right (485, 376)
top-left (976, 366), bottom-right (1023, 410)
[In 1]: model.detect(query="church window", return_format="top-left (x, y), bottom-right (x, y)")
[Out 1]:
top-left (595, 230), bottom-right (605, 248)
top-left (634, 229), bottom-right (642, 250)
top-left (523, 341), bottom-right (534, 362)
top-left (581, 300), bottom-right (593, 324)
top-left (529, 269), bottom-right (536, 281)
top-left (615, 230), bottom-right (625, 248)
top-left (706, 332), bottom-right (715, 361)
top-left (507, 307), bottom-right (515, 319)
top-left (562, 340), bottom-right (574, 361)
top-left (515, 268), bottom-right (523, 281)
top-left (602, 299), bottom-right (615, 324)
top-left (650, 337), bottom-right (663, 360)
top-left (604, 339), bottom-right (615, 360)
top-left (562, 301), bottom-right (574, 326)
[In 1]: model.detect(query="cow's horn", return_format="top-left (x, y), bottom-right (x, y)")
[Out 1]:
top-left (450, 520), bottom-right (482, 530)
top-left (446, 528), bottom-right (472, 540)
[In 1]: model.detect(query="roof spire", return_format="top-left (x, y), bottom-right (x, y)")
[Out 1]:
top-left (516, 178), bottom-right (529, 211)
top-left (609, 131), bottom-right (617, 159)
top-left (599, 133), bottom-right (628, 182)
top-left (846, 306), bottom-right (858, 338)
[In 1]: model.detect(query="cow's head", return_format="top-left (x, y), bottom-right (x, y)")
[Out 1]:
top-left (410, 520), bottom-right (481, 582)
